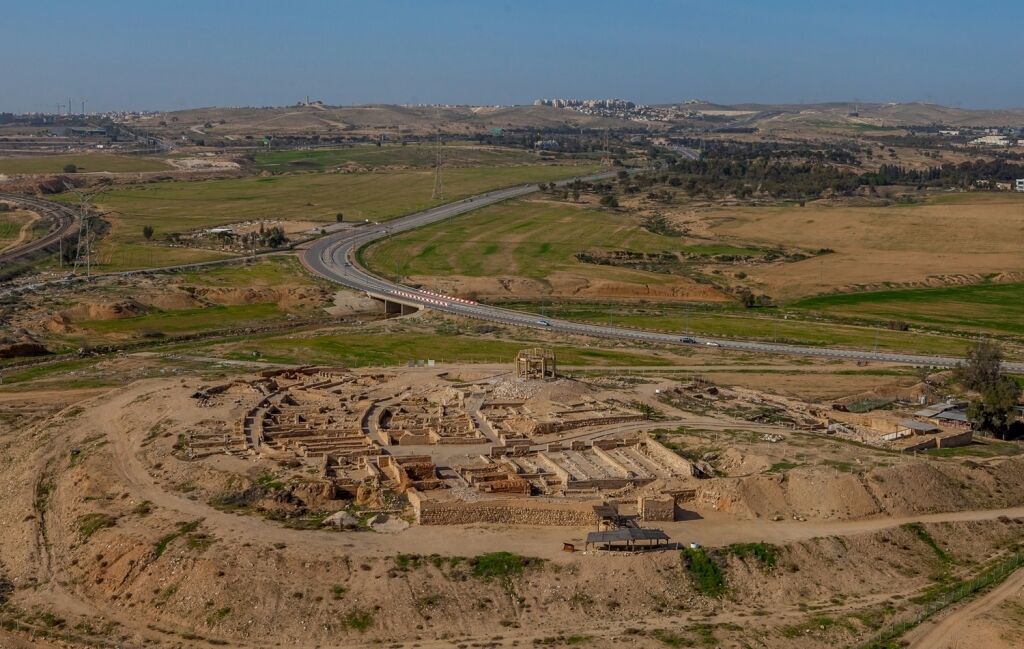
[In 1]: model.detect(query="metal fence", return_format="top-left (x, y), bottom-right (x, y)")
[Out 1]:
top-left (857, 551), bottom-right (1024, 648)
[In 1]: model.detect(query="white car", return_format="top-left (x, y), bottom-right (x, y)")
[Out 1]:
top-left (704, 341), bottom-right (720, 347)
top-left (537, 319), bottom-right (551, 327)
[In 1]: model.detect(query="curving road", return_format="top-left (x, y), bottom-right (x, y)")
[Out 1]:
top-left (300, 176), bottom-right (1024, 373)
top-left (0, 192), bottom-right (78, 266)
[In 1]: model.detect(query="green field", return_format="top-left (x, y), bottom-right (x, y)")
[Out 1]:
top-left (253, 143), bottom-right (541, 173)
top-left (91, 163), bottom-right (598, 271)
top-left (199, 331), bottom-right (672, 368)
top-left (78, 303), bottom-right (285, 337)
top-left (0, 153), bottom-right (171, 174)
top-left (174, 255), bottom-right (320, 287)
top-left (500, 301), bottom-right (978, 357)
top-left (83, 241), bottom-right (239, 272)
top-left (793, 283), bottom-right (1024, 337)
top-left (365, 198), bottom-right (702, 285)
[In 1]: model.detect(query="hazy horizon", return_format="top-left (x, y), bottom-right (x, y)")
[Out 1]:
top-left (3, 0), bottom-right (1024, 114)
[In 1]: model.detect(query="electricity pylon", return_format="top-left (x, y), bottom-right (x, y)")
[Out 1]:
top-left (63, 183), bottom-right (109, 277)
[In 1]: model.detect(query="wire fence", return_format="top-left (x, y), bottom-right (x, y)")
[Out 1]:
top-left (856, 550), bottom-right (1024, 649)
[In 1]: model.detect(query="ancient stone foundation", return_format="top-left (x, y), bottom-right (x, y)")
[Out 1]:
top-left (409, 491), bottom-right (597, 526)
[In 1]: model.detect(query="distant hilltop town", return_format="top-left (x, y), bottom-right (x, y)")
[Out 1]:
top-left (533, 97), bottom-right (708, 122)
top-left (534, 97), bottom-right (640, 110)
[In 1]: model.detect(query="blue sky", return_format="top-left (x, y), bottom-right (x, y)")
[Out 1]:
top-left (2, 0), bottom-right (1022, 112)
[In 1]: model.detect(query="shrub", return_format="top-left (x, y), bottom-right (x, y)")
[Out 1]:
top-left (728, 542), bottom-right (779, 569)
top-left (469, 552), bottom-right (541, 581)
top-left (681, 547), bottom-right (726, 597)
top-left (342, 608), bottom-right (373, 632)
top-left (902, 523), bottom-right (950, 563)
top-left (77, 513), bottom-right (117, 539)
top-left (154, 519), bottom-right (202, 557)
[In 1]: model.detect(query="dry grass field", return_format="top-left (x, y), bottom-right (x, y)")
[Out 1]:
top-left (693, 192), bottom-right (1024, 300)
top-left (0, 153), bottom-right (171, 174)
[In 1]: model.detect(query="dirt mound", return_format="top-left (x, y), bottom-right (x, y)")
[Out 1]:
top-left (324, 289), bottom-right (379, 316)
top-left (414, 273), bottom-right (731, 302)
top-left (835, 381), bottom-right (928, 408)
top-left (59, 299), bottom-right (147, 322)
top-left (490, 377), bottom-right (595, 403)
top-left (697, 468), bottom-right (881, 519)
top-left (715, 447), bottom-right (773, 476)
top-left (188, 285), bottom-right (328, 309)
top-left (573, 278), bottom-right (729, 300)
top-left (136, 291), bottom-right (202, 310)
top-left (695, 457), bottom-right (1024, 520)
top-left (0, 341), bottom-right (49, 359)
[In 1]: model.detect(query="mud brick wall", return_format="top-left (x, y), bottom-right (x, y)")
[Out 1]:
top-left (410, 493), bottom-right (597, 526)
top-left (639, 495), bottom-right (675, 521)
top-left (642, 437), bottom-right (696, 476)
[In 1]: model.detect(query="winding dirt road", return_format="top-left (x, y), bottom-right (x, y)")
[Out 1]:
top-left (905, 564), bottom-right (1024, 648)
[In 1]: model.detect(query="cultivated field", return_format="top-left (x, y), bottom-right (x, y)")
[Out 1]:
top-left (365, 191), bottom-right (1024, 345)
top-left (252, 142), bottom-right (544, 173)
top-left (365, 197), bottom-right (731, 301)
top-left (0, 153), bottom-right (171, 174)
top-left (696, 192), bottom-right (1024, 300)
top-left (91, 164), bottom-right (598, 271)
top-left (503, 301), bottom-right (983, 357)
top-left (793, 282), bottom-right (1024, 337)
top-left (80, 163), bottom-right (596, 271)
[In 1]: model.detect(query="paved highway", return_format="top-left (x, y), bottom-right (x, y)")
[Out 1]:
top-left (301, 176), bottom-right (1024, 373)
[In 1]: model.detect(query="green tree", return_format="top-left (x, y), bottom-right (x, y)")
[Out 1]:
top-left (63, 163), bottom-right (78, 173)
top-left (958, 340), bottom-right (1003, 391)
top-left (599, 194), bottom-right (619, 208)
top-left (142, 225), bottom-right (154, 240)
top-left (967, 377), bottom-right (1021, 439)
top-left (738, 289), bottom-right (756, 308)
top-left (335, 212), bottom-right (344, 223)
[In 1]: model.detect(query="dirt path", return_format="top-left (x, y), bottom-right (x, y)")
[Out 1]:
top-left (904, 564), bottom-right (1024, 648)
top-left (0, 209), bottom-right (39, 253)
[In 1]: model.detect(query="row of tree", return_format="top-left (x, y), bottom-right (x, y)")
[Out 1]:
top-left (862, 160), bottom-right (1024, 187)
